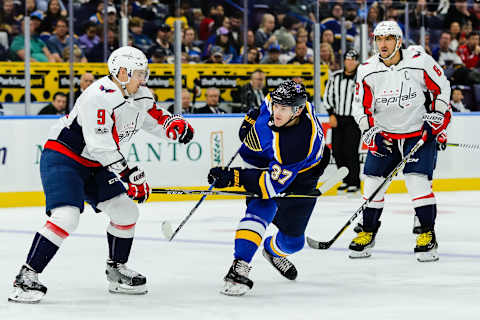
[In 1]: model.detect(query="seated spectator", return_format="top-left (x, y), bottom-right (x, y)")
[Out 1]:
top-left (433, 32), bottom-right (463, 70)
top-left (321, 3), bottom-right (356, 52)
top-left (150, 47), bottom-right (168, 63)
top-left (244, 47), bottom-right (260, 64)
top-left (210, 26), bottom-right (237, 63)
top-left (319, 42), bottom-right (339, 71)
top-left (74, 72), bottom-right (94, 102)
top-left (450, 87), bottom-right (470, 112)
top-left (37, 0), bottom-right (66, 15)
top-left (167, 89), bottom-right (194, 114)
top-left (449, 21), bottom-right (461, 51)
top-left (232, 69), bottom-right (268, 112)
top-left (182, 27), bottom-right (201, 62)
top-left (148, 23), bottom-right (173, 60)
top-left (260, 43), bottom-right (281, 64)
top-left (272, 15), bottom-right (297, 53)
top-left (321, 29), bottom-right (335, 48)
top-left (38, 92), bottom-right (67, 115)
top-left (39, 0), bottom-right (67, 34)
top-left (287, 42), bottom-right (312, 64)
top-left (445, 0), bottom-right (479, 30)
top-left (10, 13), bottom-right (56, 62)
top-left (457, 31), bottom-right (480, 69)
top-left (62, 44), bottom-right (87, 62)
top-left (255, 13), bottom-right (276, 50)
top-left (129, 17), bottom-right (152, 54)
top-left (195, 87), bottom-right (227, 114)
top-left (47, 18), bottom-right (86, 62)
top-left (199, 5), bottom-right (220, 41)
top-left (86, 29), bottom-right (118, 62)
top-left (0, 0), bottom-right (21, 38)
top-left (205, 45), bottom-right (225, 64)
top-left (164, 6), bottom-right (189, 30)
top-left (78, 21), bottom-right (100, 56)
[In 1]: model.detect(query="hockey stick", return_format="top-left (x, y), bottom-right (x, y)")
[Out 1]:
top-left (446, 142), bottom-right (480, 151)
top-left (306, 138), bottom-right (425, 250)
top-left (152, 167), bottom-right (349, 198)
top-left (161, 147), bottom-right (242, 241)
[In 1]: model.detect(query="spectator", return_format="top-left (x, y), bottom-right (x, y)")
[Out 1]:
top-left (287, 42), bottom-right (312, 64)
top-left (148, 23), bottom-right (173, 60)
top-left (244, 47), bottom-right (260, 64)
top-left (296, 27), bottom-right (314, 55)
top-left (86, 29), bottom-right (118, 62)
top-left (255, 13), bottom-right (276, 50)
top-left (457, 31), bottom-right (480, 69)
top-left (167, 89), bottom-right (194, 114)
top-left (74, 72), bottom-right (94, 102)
top-left (238, 29), bottom-right (256, 58)
top-left (449, 21), bottom-right (461, 51)
top-left (321, 29), bottom-right (335, 47)
top-left (205, 45), bottom-right (225, 64)
top-left (229, 12), bottom-right (243, 52)
top-left (272, 15), bottom-right (297, 53)
top-left (89, 2), bottom-right (117, 26)
top-left (38, 92), bottom-right (67, 115)
top-left (47, 18), bottom-right (86, 62)
top-left (129, 17), bottom-right (152, 54)
top-left (451, 87), bottom-right (470, 112)
top-left (10, 13), bottom-right (56, 62)
top-left (78, 21), bottom-right (100, 56)
top-left (211, 26), bottom-right (237, 63)
top-left (319, 42), bottom-right (339, 71)
top-left (182, 27), bottom-right (201, 62)
top-left (445, 0), bottom-right (479, 30)
top-left (322, 3), bottom-right (357, 51)
top-left (0, 0), bottom-right (21, 38)
top-left (62, 44), bottom-right (87, 62)
top-left (164, 6), bottom-right (189, 30)
top-left (39, 0), bottom-right (67, 34)
top-left (432, 32), bottom-right (463, 71)
top-left (150, 47), bottom-right (168, 63)
top-left (232, 69), bottom-right (268, 112)
top-left (199, 5), bottom-right (220, 41)
top-left (25, 0), bottom-right (37, 16)
top-left (308, 0), bottom-right (333, 23)
top-left (195, 87), bottom-right (227, 114)
top-left (260, 43), bottom-right (281, 64)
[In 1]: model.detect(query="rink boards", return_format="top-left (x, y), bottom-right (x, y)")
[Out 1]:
top-left (0, 113), bottom-right (479, 207)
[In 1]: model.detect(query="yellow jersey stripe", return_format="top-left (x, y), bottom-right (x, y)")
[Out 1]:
top-left (306, 102), bottom-right (317, 157)
top-left (235, 230), bottom-right (262, 246)
top-left (274, 131), bottom-right (283, 164)
top-left (298, 159), bottom-right (321, 173)
top-left (259, 171), bottom-right (269, 199)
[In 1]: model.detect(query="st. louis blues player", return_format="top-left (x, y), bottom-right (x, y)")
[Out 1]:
top-left (351, 21), bottom-right (451, 262)
top-left (8, 46), bottom-right (194, 303)
top-left (208, 80), bottom-right (330, 296)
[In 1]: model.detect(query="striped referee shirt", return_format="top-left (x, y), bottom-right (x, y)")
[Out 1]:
top-left (323, 69), bottom-right (357, 116)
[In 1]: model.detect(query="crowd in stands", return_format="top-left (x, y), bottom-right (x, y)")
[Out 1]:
top-left (1, 0), bottom-right (480, 111)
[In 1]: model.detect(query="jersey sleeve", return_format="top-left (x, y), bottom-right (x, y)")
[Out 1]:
top-left (78, 93), bottom-right (126, 169)
top-left (352, 64), bottom-right (375, 132)
top-left (422, 54), bottom-right (451, 114)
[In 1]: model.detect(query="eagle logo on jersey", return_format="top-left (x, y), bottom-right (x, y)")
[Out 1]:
top-left (99, 85), bottom-right (116, 93)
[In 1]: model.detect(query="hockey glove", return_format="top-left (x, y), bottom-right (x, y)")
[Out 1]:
top-left (362, 127), bottom-right (393, 158)
top-left (163, 115), bottom-right (195, 144)
top-left (239, 108), bottom-right (260, 141)
top-left (120, 166), bottom-right (150, 203)
top-left (208, 167), bottom-right (241, 188)
top-left (436, 130), bottom-right (448, 151)
top-left (422, 111), bottom-right (451, 143)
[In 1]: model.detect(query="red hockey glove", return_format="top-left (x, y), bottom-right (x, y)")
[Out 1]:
top-left (422, 111), bottom-right (451, 143)
top-left (120, 166), bottom-right (150, 203)
top-left (163, 115), bottom-right (195, 144)
top-left (362, 126), bottom-right (393, 158)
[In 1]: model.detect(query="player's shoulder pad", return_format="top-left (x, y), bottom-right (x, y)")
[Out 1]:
top-left (357, 56), bottom-right (378, 78)
top-left (86, 76), bottom-right (125, 111)
top-left (133, 86), bottom-right (155, 109)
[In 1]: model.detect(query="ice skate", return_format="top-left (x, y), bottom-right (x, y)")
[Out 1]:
top-left (414, 230), bottom-right (439, 262)
top-left (220, 259), bottom-right (253, 296)
top-left (337, 183), bottom-right (348, 193)
top-left (262, 248), bottom-right (297, 280)
top-left (349, 222), bottom-right (380, 259)
top-left (106, 259), bottom-right (147, 294)
top-left (8, 265), bottom-right (47, 304)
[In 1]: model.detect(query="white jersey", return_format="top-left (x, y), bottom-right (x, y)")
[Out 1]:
top-left (46, 76), bottom-right (170, 168)
top-left (352, 49), bottom-right (451, 137)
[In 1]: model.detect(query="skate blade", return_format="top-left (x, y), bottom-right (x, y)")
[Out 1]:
top-left (416, 250), bottom-right (439, 262)
top-left (219, 282), bottom-right (250, 296)
top-left (108, 283), bottom-right (148, 295)
top-left (348, 249), bottom-right (372, 259)
top-left (8, 287), bottom-right (44, 303)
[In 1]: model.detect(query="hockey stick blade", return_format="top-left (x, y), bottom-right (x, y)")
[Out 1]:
top-left (161, 221), bottom-right (174, 240)
top-left (446, 142), bottom-right (480, 151)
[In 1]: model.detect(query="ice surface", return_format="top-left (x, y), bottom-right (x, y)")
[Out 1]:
top-left (1, 191), bottom-right (480, 319)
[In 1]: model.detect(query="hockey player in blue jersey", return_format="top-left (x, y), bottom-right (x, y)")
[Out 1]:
top-left (8, 46), bottom-right (194, 303)
top-left (208, 80), bottom-right (330, 296)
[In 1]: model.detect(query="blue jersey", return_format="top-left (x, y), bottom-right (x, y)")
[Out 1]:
top-left (239, 94), bottom-right (325, 199)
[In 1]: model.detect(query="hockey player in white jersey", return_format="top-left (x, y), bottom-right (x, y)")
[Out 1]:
top-left (350, 21), bottom-right (451, 262)
top-left (8, 46), bottom-right (194, 303)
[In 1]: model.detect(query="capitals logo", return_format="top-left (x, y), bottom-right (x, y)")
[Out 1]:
top-left (99, 85), bottom-right (116, 93)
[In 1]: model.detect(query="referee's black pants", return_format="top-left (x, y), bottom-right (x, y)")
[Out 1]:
top-left (331, 115), bottom-right (361, 188)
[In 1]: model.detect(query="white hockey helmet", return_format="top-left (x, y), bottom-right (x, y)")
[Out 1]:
top-left (107, 46), bottom-right (149, 88)
top-left (373, 21), bottom-right (403, 61)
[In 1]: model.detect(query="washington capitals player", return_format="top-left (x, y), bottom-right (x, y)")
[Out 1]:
top-left (208, 81), bottom-right (329, 296)
top-left (351, 21), bottom-right (451, 262)
top-left (8, 46), bottom-right (194, 303)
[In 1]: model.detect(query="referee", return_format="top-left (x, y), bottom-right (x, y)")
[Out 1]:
top-left (323, 48), bottom-right (361, 194)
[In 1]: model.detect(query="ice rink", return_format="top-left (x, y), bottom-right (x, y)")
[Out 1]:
top-left (1, 191), bottom-right (480, 320)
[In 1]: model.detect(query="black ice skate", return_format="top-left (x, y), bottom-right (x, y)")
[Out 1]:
top-left (349, 222), bottom-right (381, 259)
top-left (8, 265), bottom-right (47, 304)
top-left (220, 259), bottom-right (253, 296)
top-left (106, 259), bottom-right (147, 294)
top-left (262, 248), bottom-right (297, 280)
top-left (414, 229), bottom-right (439, 262)
top-left (337, 183), bottom-right (348, 193)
